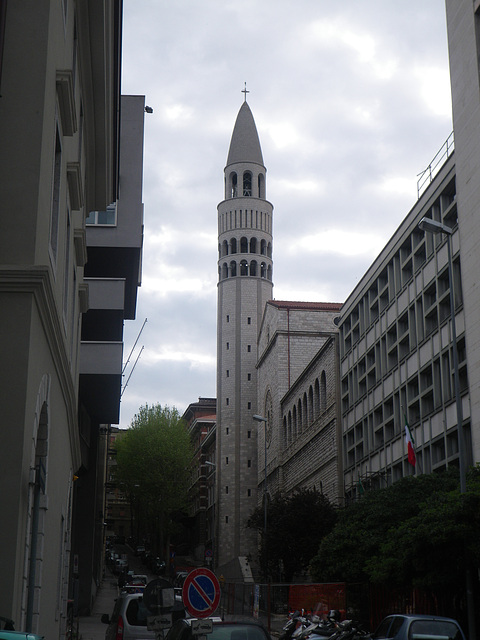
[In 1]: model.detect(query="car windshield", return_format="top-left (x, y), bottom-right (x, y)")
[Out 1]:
top-left (125, 598), bottom-right (151, 627)
top-left (409, 619), bottom-right (462, 640)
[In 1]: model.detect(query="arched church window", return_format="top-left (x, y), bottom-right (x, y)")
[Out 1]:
top-left (258, 173), bottom-right (265, 198)
top-left (218, 244), bottom-right (221, 260)
top-left (298, 398), bottom-right (303, 433)
top-left (250, 237), bottom-right (257, 253)
top-left (308, 386), bottom-right (314, 423)
top-left (222, 263), bottom-right (228, 279)
top-left (230, 172), bottom-right (237, 198)
top-left (293, 405), bottom-right (297, 439)
top-left (314, 378), bottom-right (320, 419)
top-left (243, 171), bottom-right (252, 196)
top-left (218, 265), bottom-right (221, 281)
top-left (303, 392), bottom-right (308, 425)
top-left (260, 239), bottom-right (266, 255)
top-left (230, 237), bottom-right (237, 254)
top-left (283, 416), bottom-right (287, 447)
top-left (230, 261), bottom-right (237, 277)
top-left (267, 265), bottom-right (272, 281)
top-left (222, 240), bottom-right (229, 257)
top-left (320, 371), bottom-right (327, 412)
top-left (260, 262), bottom-right (266, 278)
top-left (267, 242), bottom-right (272, 258)
top-left (250, 260), bottom-right (257, 276)
top-left (240, 260), bottom-right (248, 276)
top-left (240, 237), bottom-right (248, 253)
top-left (288, 411), bottom-right (292, 445)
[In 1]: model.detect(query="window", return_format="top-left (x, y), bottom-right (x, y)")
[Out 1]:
top-left (243, 171), bottom-right (252, 196)
top-left (247, 373), bottom-right (251, 381)
top-left (226, 315), bottom-right (229, 322)
top-left (226, 398), bottom-right (229, 405)
top-left (226, 342), bottom-right (229, 350)
top-left (50, 127), bottom-right (62, 262)
top-left (247, 460), bottom-right (251, 467)
top-left (225, 486), bottom-right (229, 494)
top-left (226, 370), bottom-right (229, 377)
top-left (226, 457), bottom-right (228, 464)
top-left (247, 317), bottom-right (251, 324)
top-left (247, 402), bottom-right (251, 409)
top-left (247, 345), bottom-right (251, 352)
top-left (247, 431), bottom-right (251, 438)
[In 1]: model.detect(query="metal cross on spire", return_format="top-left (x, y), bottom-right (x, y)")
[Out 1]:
top-left (242, 82), bottom-right (249, 102)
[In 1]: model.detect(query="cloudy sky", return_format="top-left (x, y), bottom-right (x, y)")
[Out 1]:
top-left (118, 0), bottom-right (453, 428)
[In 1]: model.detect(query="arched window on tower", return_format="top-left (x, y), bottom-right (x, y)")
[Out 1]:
top-left (240, 237), bottom-right (248, 253)
top-left (250, 260), bottom-right (257, 276)
top-left (267, 265), bottom-right (272, 280)
top-left (298, 398), bottom-right (303, 434)
top-left (230, 261), bottom-right (237, 277)
top-left (258, 173), bottom-right (265, 198)
top-left (260, 262), bottom-right (266, 278)
top-left (240, 260), bottom-right (248, 276)
top-left (250, 237), bottom-right (257, 253)
top-left (230, 237), bottom-right (237, 254)
top-left (260, 239), bottom-right (267, 255)
top-left (222, 263), bottom-right (228, 279)
top-left (222, 240), bottom-right (229, 257)
top-left (218, 265), bottom-right (221, 281)
top-left (229, 172), bottom-right (237, 198)
top-left (243, 171), bottom-right (252, 196)
top-left (267, 242), bottom-right (272, 258)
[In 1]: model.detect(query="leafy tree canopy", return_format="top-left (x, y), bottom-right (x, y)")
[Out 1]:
top-left (114, 404), bottom-right (194, 559)
top-left (248, 487), bottom-right (337, 582)
top-left (310, 466), bottom-right (480, 594)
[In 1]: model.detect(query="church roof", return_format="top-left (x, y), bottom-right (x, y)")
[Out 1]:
top-left (268, 300), bottom-right (343, 311)
top-left (226, 102), bottom-right (264, 167)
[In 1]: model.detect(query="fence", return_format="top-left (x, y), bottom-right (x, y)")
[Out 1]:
top-left (218, 582), bottom-right (471, 635)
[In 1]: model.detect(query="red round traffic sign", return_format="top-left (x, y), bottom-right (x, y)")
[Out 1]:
top-left (182, 568), bottom-right (221, 618)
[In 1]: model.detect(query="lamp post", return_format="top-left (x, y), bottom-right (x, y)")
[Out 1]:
top-left (253, 414), bottom-right (268, 580)
top-left (418, 217), bottom-right (475, 638)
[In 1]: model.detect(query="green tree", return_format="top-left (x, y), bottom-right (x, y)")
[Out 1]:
top-left (310, 467), bottom-right (480, 596)
top-left (248, 488), bottom-right (337, 582)
top-left (115, 404), bottom-right (194, 565)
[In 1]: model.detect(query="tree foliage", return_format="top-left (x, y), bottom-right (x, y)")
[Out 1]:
top-left (310, 466), bottom-right (480, 595)
top-left (114, 404), bottom-right (194, 562)
top-left (248, 488), bottom-right (337, 582)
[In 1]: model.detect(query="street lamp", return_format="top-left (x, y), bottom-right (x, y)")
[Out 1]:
top-left (253, 414), bottom-right (268, 581)
top-left (418, 217), bottom-right (475, 639)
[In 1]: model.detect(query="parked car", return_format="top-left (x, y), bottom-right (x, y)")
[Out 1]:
top-left (103, 593), bottom-right (155, 640)
top-left (372, 614), bottom-right (466, 640)
top-left (103, 592), bottom-right (186, 640)
top-left (135, 545), bottom-right (146, 556)
top-left (165, 618), bottom-right (271, 640)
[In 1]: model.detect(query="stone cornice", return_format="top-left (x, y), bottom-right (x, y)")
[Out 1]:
top-left (0, 266), bottom-right (81, 468)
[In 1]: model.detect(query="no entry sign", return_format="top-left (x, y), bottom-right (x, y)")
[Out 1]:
top-left (182, 568), bottom-right (221, 618)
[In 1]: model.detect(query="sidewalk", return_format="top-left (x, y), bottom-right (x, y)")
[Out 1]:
top-left (78, 570), bottom-right (118, 640)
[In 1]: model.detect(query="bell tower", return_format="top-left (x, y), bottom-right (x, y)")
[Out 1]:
top-left (216, 98), bottom-right (274, 577)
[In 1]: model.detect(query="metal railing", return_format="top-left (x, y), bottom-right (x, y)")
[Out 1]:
top-left (417, 132), bottom-right (454, 199)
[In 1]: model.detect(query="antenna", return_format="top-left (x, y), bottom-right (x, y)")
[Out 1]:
top-left (121, 345), bottom-right (144, 398)
top-left (122, 318), bottom-right (147, 374)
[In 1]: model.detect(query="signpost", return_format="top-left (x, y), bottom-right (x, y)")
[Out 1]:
top-left (143, 577), bottom-right (176, 639)
top-left (182, 568), bottom-right (221, 619)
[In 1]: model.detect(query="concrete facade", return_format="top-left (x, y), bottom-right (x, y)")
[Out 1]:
top-left (216, 102), bottom-right (273, 579)
top-left (0, 1), bottom-right (143, 634)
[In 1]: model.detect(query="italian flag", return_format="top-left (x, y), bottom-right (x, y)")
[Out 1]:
top-left (405, 415), bottom-right (416, 467)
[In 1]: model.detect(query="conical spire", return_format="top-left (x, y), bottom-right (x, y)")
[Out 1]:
top-left (226, 102), bottom-right (264, 166)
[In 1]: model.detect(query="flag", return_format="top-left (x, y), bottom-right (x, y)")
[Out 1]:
top-left (357, 478), bottom-right (365, 496)
top-left (404, 415), bottom-right (416, 467)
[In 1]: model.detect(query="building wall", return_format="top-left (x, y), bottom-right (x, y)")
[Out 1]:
top-left (446, 0), bottom-right (480, 463)
top-left (338, 157), bottom-right (470, 498)
top-left (0, 0), bottom-right (123, 634)
top-left (257, 304), bottom-right (342, 505)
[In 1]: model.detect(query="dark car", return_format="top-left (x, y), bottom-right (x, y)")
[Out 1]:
top-left (372, 614), bottom-right (466, 640)
top-left (165, 618), bottom-right (271, 640)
